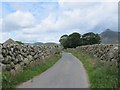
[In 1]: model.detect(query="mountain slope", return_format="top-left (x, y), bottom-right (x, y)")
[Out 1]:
top-left (44, 42), bottom-right (59, 46)
top-left (33, 42), bottom-right (44, 45)
top-left (100, 29), bottom-right (119, 44)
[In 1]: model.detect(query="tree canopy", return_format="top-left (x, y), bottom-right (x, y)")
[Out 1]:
top-left (82, 32), bottom-right (101, 45)
top-left (59, 32), bottom-right (101, 48)
top-left (68, 32), bottom-right (81, 48)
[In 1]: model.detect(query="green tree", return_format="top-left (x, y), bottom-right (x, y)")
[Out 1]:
top-left (82, 32), bottom-right (101, 45)
top-left (59, 35), bottom-right (68, 42)
top-left (59, 32), bottom-right (82, 48)
top-left (59, 35), bottom-right (69, 49)
top-left (59, 32), bottom-right (101, 49)
top-left (68, 32), bottom-right (81, 48)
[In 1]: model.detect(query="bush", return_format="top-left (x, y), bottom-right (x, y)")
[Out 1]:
top-left (16, 41), bottom-right (24, 45)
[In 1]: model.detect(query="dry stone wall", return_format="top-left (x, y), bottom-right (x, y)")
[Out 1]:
top-left (0, 44), bottom-right (62, 75)
top-left (75, 44), bottom-right (119, 66)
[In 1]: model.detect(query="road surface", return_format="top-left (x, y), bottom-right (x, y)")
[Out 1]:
top-left (17, 52), bottom-right (89, 88)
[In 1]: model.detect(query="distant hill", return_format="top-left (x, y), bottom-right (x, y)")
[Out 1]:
top-left (44, 42), bottom-right (59, 46)
top-left (25, 42), bottom-right (59, 46)
top-left (33, 42), bottom-right (44, 45)
top-left (100, 29), bottom-right (120, 44)
top-left (25, 42), bottom-right (43, 45)
top-left (3, 38), bottom-right (59, 46)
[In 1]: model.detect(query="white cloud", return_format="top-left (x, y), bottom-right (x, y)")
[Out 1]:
top-left (2, 0), bottom-right (119, 2)
top-left (1, 2), bottom-right (118, 43)
top-left (2, 11), bottom-right (35, 32)
top-left (59, 0), bottom-right (119, 3)
top-left (0, 2), bottom-right (2, 19)
top-left (18, 1), bottom-right (117, 43)
top-left (31, 2), bottom-right (117, 34)
top-left (0, 32), bottom-right (11, 43)
top-left (60, 2), bottom-right (118, 30)
top-left (8, 29), bottom-right (61, 43)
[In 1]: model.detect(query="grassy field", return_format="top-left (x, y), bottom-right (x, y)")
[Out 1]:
top-left (67, 49), bottom-right (118, 89)
top-left (2, 53), bottom-right (61, 90)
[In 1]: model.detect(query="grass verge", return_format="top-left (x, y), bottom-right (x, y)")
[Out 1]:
top-left (67, 50), bottom-right (118, 89)
top-left (2, 53), bottom-right (61, 90)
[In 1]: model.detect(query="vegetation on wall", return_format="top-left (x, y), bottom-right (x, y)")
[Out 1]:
top-left (2, 53), bottom-right (61, 89)
top-left (67, 49), bottom-right (118, 88)
top-left (16, 41), bottom-right (24, 45)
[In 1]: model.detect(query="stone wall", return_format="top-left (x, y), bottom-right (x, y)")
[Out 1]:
top-left (0, 44), bottom-right (62, 75)
top-left (74, 44), bottom-right (119, 66)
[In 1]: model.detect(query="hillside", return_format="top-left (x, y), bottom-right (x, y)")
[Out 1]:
top-left (25, 42), bottom-right (58, 46)
top-left (100, 29), bottom-right (119, 44)
top-left (44, 42), bottom-right (59, 46)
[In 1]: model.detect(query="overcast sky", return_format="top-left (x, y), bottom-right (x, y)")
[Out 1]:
top-left (0, 0), bottom-right (118, 43)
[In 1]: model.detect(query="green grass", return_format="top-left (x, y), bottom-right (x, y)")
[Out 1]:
top-left (2, 53), bottom-right (61, 90)
top-left (67, 49), bottom-right (118, 89)
top-left (0, 72), bottom-right (2, 90)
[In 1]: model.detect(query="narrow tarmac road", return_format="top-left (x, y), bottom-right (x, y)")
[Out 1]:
top-left (17, 52), bottom-right (89, 88)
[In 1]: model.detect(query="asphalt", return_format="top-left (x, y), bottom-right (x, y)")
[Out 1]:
top-left (17, 52), bottom-right (89, 88)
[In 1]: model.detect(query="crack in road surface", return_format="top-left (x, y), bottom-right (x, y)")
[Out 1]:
top-left (17, 52), bottom-right (89, 88)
